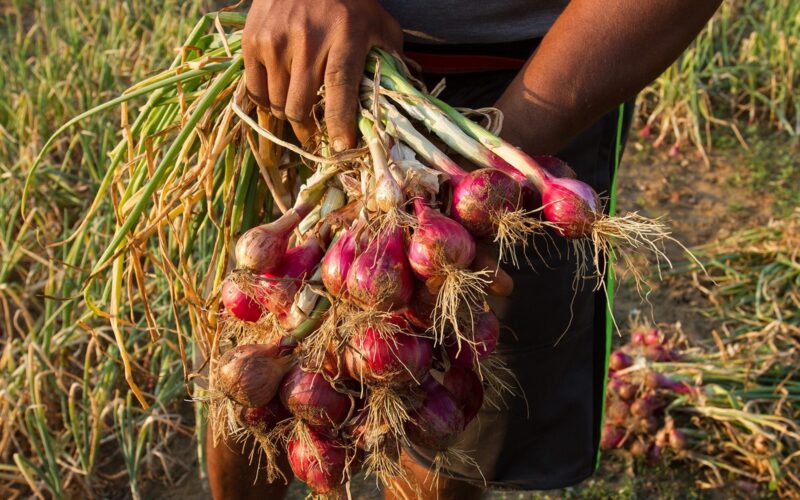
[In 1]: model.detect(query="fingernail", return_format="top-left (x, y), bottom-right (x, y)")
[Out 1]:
top-left (332, 138), bottom-right (346, 153)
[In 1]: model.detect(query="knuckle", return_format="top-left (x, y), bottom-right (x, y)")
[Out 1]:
top-left (325, 65), bottom-right (358, 89)
top-left (284, 102), bottom-right (308, 124)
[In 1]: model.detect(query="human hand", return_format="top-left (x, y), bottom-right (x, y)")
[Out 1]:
top-left (471, 242), bottom-right (514, 297)
top-left (243, 0), bottom-right (403, 149)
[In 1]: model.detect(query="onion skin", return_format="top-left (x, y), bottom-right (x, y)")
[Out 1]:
top-left (451, 169), bottom-right (522, 238)
top-left (447, 310), bottom-right (500, 367)
top-left (600, 424), bottom-right (625, 450)
top-left (540, 177), bottom-right (600, 239)
top-left (631, 331), bottom-right (646, 345)
top-left (280, 365), bottom-right (352, 428)
top-left (216, 344), bottom-right (292, 408)
top-left (344, 315), bottom-right (433, 385)
top-left (238, 397), bottom-right (291, 433)
top-left (235, 209), bottom-right (303, 273)
top-left (644, 328), bottom-right (662, 346)
top-left (287, 426), bottom-right (347, 494)
top-left (408, 199), bottom-right (476, 280)
top-left (668, 429), bottom-right (688, 451)
top-left (258, 236), bottom-right (324, 323)
top-left (606, 400), bottom-right (630, 425)
top-left (346, 227), bottom-right (413, 311)
top-left (404, 282), bottom-right (437, 330)
top-left (608, 350), bottom-right (633, 372)
top-left (441, 365), bottom-right (484, 424)
top-left (221, 280), bottom-right (262, 322)
top-left (321, 229), bottom-right (357, 297)
top-left (406, 376), bottom-right (465, 451)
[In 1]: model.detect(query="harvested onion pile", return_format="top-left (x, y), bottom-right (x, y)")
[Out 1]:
top-left (602, 323), bottom-right (800, 496)
top-left (27, 12), bottom-right (692, 497)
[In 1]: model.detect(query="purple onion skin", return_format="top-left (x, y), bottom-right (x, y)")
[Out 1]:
top-left (344, 315), bottom-right (433, 385)
top-left (238, 397), bottom-right (291, 432)
top-left (258, 237), bottom-right (324, 322)
top-left (287, 426), bottom-right (347, 494)
top-left (600, 424), bottom-right (625, 450)
top-left (404, 282), bottom-right (437, 330)
top-left (346, 227), bottom-right (414, 311)
top-left (447, 310), bottom-right (500, 367)
top-left (451, 169), bottom-right (522, 238)
top-left (408, 200), bottom-right (476, 280)
top-left (406, 376), bottom-right (465, 451)
top-left (608, 350), bottom-right (633, 372)
top-left (442, 365), bottom-right (484, 424)
top-left (280, 365), bottom-right (352, 428)
top-left (534, 155), bottom-right (577, 179)
top-left (321, 229), bottom-right (357, 297)
top-left (541, 177), bottom-right (601, 239)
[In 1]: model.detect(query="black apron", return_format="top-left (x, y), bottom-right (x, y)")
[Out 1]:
top-left (403, 42), bottom-right (633, 490)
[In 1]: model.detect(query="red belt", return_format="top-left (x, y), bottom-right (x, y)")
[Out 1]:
top-left (404, 51), bottom-right (528, 75)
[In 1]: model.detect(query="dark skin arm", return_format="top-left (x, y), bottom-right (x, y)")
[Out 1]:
top-left (497, 0), bottom-right (723, 154)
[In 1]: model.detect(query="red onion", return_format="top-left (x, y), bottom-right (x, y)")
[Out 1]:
top-left (631, 331), bottom-right (646, 345)
top-left (540, 177), bottom-right (600, 239)
top-left (238, 397), bottom-right (291, 432)
top-left (216, 344), bottom-right (292, 408)
top-left (668, 428), bottom-right (687, 451)
top-left (451, 168), bottom-right (523, 239)
top-left (235, 208), bottom-right (306, 273)
top-left (600, 424), bottom-right (625, 450)
top-left (447, 310), bottom-right (500, 367)
top-left (406, 376), bottom-right (465, 451)
top-left (534, 155), bottom-right (576, 179)
top-left (441, 365), bottom-right (484, 424)
top-left (408, 199), bottom-right (476, 280)
top-left (644, 371), bottom-right (693, 394)
top-left (344, 315), bottom-right (433, 385)
top-left (644, 328), bottom-right (662, 346)
top-left (280, 365), bottom-right (352, 428)
top-left (404, 282), bottom-right (437, 330)
top-left (287, 426), bottom-right (347, 494)
top-left (608, 350), bottom-right (633, 372)
top-left (630, 394), bottom-right (658, 418)
top-left (608, 378), bottom-right (637, 402)
top-left (221, 279), bottom-right (262, 322)
top-left (644, 345), bottom-right (673, 362)
top-left (606, 400), bottom-right (630, 425)
top-left (346, 227), bottom-right (413, 311)
top-left (321, 228), bottom-right (357, 296)
top-left (629, 438), bottom-right (650, 458)
top-left (258, 236), bottom-right (324, 323)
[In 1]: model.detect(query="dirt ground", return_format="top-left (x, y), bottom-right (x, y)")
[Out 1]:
top-left (144, 139), bottom-right (782, 500)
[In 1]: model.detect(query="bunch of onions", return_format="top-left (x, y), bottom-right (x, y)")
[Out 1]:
top-left (280, 365), bottom-right (353, 428)
top-left (287, 426), bottom-right (348, 494)
top-left (406, 376), bottom-right (465, 451)
top-left (343, 315), bottom-right (433, 385)
top-left (346, 226), bottom-right (414, 311)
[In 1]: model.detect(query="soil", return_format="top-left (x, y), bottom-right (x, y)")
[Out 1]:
top-left (146, 142), bottom-right (777, 499)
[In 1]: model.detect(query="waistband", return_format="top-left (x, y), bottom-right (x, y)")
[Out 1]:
top-left (404, 39), bottom-right (540, 74)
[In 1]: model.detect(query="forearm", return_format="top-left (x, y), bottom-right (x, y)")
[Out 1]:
top-left (497, 0), bottom-right (721, 155)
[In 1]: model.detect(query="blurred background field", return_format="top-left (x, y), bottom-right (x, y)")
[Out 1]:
top-left (0, 0), bottom-right (798, 498)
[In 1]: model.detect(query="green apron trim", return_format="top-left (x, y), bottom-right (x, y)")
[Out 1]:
top-left (595, 103), bottom-right (625, 468)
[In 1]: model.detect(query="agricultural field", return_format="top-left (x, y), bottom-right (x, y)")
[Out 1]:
top-left (1, 0), bottom-right (798, 498)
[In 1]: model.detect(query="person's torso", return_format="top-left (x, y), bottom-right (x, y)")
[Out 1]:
top-left (379, 0), bottom-right (568, 44)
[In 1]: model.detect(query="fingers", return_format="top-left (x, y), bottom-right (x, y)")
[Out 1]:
top-left (264, 51), bottom-right (290, 120)
top-left (471, 247), bottom-right (514, 297)
top-left (324, 40), bottom-right (364, 152)
top-left (244, 54), bottom-right (269, 109)
top-left (286, 48), bottom-right (324, 145)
